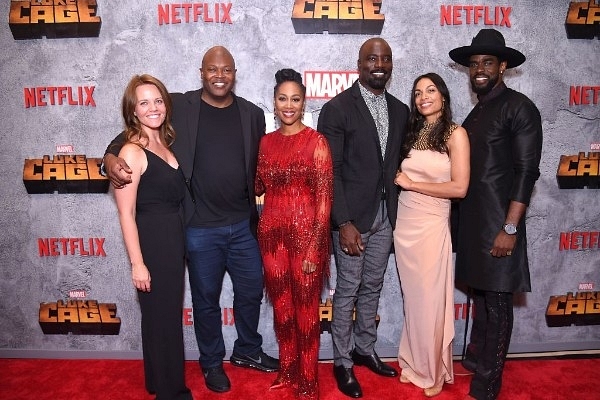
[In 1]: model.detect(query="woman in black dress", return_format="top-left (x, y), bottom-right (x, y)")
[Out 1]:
top-left (114, 74), bottom-right (192, 400)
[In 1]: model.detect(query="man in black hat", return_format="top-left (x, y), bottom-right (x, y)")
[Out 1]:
top-left (449, 29), bottom-right (543, 400)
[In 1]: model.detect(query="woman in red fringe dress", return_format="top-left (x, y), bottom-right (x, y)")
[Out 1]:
top-left (255, 68), bottom-right (333, 399)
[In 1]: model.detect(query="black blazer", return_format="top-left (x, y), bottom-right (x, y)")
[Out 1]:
top-left (106, 89), bottom-right (266, 230)
top-left (317, 81), bottom-right (408, 233)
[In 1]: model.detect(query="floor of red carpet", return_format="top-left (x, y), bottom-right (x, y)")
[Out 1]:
top-left (0, 358), bottom-right (597, 399)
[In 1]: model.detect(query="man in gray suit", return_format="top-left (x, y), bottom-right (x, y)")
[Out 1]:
top-left (317, 37), bottom-right (408, 399)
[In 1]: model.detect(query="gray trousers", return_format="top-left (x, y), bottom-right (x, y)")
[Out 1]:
top-left (331, 201), bottom-right (393, 367)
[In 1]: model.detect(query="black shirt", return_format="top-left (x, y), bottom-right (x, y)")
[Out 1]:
top-left (189, 98), bottom-right (250, 227)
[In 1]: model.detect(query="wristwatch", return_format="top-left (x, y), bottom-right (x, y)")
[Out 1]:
top-left (502, 223), bottom-right (518, 235)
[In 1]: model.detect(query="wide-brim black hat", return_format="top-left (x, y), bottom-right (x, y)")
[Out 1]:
top-left (449, 29), bottom-right (526, 68)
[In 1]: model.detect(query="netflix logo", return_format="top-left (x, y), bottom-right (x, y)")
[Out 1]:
top-left (305, 71), bottom-right (358, 99)
top-left (559, 231), bottom-right (600, 251)
top-left (569, 86), bottom-right (600, 106)
top-left (440, 5), bottom-right (512, 26)
top-left (157, 3), bottom-right (232, 25)
top-left (38, 237), bottom-right (107, 257)
top-left (24, 86), bottom-right (96, 108)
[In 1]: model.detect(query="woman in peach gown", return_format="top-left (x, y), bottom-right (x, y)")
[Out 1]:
top-left (393, 73), bottom-right (470, 397)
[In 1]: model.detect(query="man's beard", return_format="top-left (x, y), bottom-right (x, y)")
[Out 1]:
top-left (471, 73), bottom-right (499, 95)
top-left (366, 73), bottom-right (389, 90)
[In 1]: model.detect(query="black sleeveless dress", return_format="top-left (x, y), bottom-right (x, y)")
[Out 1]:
top-left (136, 149), bottom-right (191, 399)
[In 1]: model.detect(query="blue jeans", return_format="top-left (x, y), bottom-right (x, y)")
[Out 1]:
top-left (186, 219), bottom-right (264, 369)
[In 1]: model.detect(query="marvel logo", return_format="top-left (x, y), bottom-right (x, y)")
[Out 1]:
top-left (305, 71), bottom-right (359, 99)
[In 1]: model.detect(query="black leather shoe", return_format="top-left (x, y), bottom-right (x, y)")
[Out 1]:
top-left (333, 365), bottom-right (362, 398)
top-left (461, 356), bottom-right (477, 373)
top-left (352, 351), bottom-right (398, 377)
top-left (202, 365), bottom-right (231, 393)
top-left (462, 347), bottom-right (478, 373)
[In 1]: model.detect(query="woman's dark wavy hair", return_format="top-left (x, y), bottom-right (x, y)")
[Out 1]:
top-left (273, 68), bottom-right (306, 97)
top-left (400, 72), bottom-right (453, 161)
top-left (121, 74), bottom-right (175, 148)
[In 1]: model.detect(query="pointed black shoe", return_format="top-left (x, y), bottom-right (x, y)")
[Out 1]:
top-left (333, 364), bottom-right (362, 398)
top-left (462, 356), bottom-right (477, 373)
top-left (462, 348), bottom-right (478, 373)
top-left (352, 351), bottom-right (398, 377)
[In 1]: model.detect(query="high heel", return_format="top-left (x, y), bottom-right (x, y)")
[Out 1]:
top-left (424, 383), bottom-right (443, 397)
top-left (399, 372), bottom-right (410, 384)
top-left (269, 377), bottom-right (290, 390)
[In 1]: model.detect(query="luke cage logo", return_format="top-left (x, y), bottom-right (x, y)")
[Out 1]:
top-left (292, 0), bottom-right (385, 34)
top-left (556, 152), bottom-right (600, 189)
top-left (565, 1), bottom-right (600, 39)
top-left (546, 292), bottom-right (600, 326)
top-left (39, 300), bottom-right (121, 334)
top-left (23, 154), bottom-right (109, 194)
top-left (9, 0), bottom-right (102, 40)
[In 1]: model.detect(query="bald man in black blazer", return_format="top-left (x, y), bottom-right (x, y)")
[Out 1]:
top-left (318, 38), bottom-right (408, 399)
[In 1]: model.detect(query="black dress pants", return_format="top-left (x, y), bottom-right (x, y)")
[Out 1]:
top-left (465, 289), bottom-right (514, 400)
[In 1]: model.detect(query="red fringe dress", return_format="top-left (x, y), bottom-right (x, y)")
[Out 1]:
top-left (255, 127), bottom-right (333, 399)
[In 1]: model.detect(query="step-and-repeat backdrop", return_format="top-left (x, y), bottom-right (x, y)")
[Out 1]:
top-left (1, 0), bottom-right (598, 360)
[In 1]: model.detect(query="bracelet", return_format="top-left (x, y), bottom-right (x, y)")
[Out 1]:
top-left (99, 158), bottom-right (107, 177)
top-left (338, 220), bottom-right (352, 228)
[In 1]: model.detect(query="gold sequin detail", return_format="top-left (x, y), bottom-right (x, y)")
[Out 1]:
top-left (412, 121), bottom-right (458, 151)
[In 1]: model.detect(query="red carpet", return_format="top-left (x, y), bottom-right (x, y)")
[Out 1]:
top-left (0, 358), bottom-right (597, 399)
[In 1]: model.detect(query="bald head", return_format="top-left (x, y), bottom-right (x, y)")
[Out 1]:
top-left (200, 46), bottom-right (237, 107)
top-left (201, 46), bottom-right (236, 70)
top-left (358, 38), bottom-right (392, 61)
top-left (357, 38), bottom-right (393, 95)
